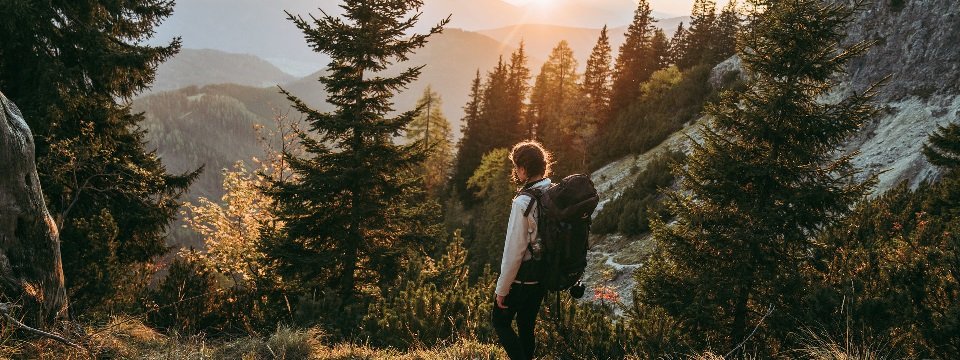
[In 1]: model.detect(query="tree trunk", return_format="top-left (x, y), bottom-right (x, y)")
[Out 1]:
top-left (730, 281), bottom-right (750, 350)
top-left (0, 91), bottom-right (69, 326)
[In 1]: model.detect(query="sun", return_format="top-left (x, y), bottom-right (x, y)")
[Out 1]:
top-left (510, 0), bottom-right (556, 8)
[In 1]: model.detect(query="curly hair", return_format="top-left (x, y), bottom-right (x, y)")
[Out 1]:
top-left (510, 140), bottom-right (553, 183)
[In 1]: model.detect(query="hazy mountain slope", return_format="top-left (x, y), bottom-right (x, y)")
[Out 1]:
top-left (149, 0), bottom-right (680, 76)
top-left (282, 28), bottom-right (531, 140)
top-left (148, 0), bottom-right (330, 76)
top-left (148, 49), bottom-right (295, 93)
top-left (134, 85), bottom-right (291, 203)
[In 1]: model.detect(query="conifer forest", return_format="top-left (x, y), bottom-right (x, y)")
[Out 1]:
top-left (0, 0), bottom-right (958, 358)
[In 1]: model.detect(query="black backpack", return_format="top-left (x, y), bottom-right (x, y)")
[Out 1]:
top-left (520, 174), bottom-right (600, 291)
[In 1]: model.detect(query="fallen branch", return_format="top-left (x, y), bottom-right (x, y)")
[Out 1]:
top-left (0, 303), bottom-right (82, 349)
top-left (724, 304), bottom-right (775, 358)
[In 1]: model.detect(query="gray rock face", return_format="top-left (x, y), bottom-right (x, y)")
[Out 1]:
top-left (0, 91), bottom-right (69, 325)
top-left (709, 54), bottom-right (749, 90)
top-left (836, 0), bottom-right (960, 191)
top-left (839, 0), bottom-right (960, 100)
top-left (704, 0), bottom-right (960, 193)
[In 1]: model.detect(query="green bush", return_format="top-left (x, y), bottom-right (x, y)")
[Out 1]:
top-left (804, 177), bottom-right (960, 358)
top-left (362, 232), bottom-right (498, 349)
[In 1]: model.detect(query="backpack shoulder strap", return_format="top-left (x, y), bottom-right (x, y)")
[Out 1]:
top-left (519, 188), bottom-right (542, 217)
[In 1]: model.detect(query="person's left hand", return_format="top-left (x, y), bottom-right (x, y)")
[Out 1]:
top-left (496, 294), bottom-right (508, 309)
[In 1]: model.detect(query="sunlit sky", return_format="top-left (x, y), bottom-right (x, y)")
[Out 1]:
top-left (502, 0), bottom-right (733, 18)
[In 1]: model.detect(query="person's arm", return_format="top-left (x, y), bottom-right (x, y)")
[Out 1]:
top-left (495, 195), bottom-right (531, 298)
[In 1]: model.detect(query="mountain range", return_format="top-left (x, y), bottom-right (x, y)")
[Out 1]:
top-left (149, 0), bottom-right (680, 76)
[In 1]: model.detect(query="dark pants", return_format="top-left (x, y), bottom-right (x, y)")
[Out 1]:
top-left (492, 283), bottom-right (547, 360)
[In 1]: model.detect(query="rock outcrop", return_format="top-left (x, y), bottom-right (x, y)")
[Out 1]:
top-left (0, 91), bottom-right (69, 325)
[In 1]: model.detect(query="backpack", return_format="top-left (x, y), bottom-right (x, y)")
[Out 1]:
top-left (520, 174), bottom-right (600, 291)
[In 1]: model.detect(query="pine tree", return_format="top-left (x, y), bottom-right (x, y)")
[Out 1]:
top-left (507, 42), bottom-right (531, 139)
top-left (0, 0), bottom-right (199, 314)
top-left (452, 51), bottom-right (527, 207)
top-left (580, 26), bottom-right (614, 170)
top-left (923, 123), bottom-right (960, 172)
top-left (713, 0), bottom-right (742, 64)
top-left (679, 0), bottom-right (718, 69)
top-left (610, 0), bottom-right (661, 120)
top-left (530, 40), bottom-right (581, 176)
top-left (583, 26), bottom-right (614, 119)
top-left (651, 29), bottom-right (671, 70)
top-left (452, 70), bottom-right (485, 205)
top-left (406, 86), bottom-right (454, 196)
top-left (266, 0), bottom-right (448, 312)
top-left (668, 22), bottom-right (689, 66)
top-left (465, 148), bottom-right (515, 272)
top-left (635, 0), bottom-right (878, 352)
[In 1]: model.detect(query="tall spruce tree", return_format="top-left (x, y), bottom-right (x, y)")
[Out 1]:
top-left (579, 26), bottom-right (614, 170)
top-left (635, 0), bottom-right (877, 352)
top-left (713, 0), bottom-right (742, 64)
top-left (267, 0), bottom-right (448, 310)
top-left (452, 70), bottom-right (485, 204)
top-left (679, 0), bottom-right (718, 69)
top-left (507, 42), bottom-right (531, 139)
top-left (0, 0), bottom-right (199, 314)
top-left (583, 26), bottom-right (613, 119)
top-left (651, 29), bottom-right (671, 69)
top-left (609, 0), bottom-right (660, 121)
top-left (530, 40), bottom-right (580, 176)
top-left (668, 22), bottom-right (689, 66)
top-left (452, 51), bottom-right (527, 207)
top-left (405, 86), bottom-right (453, 196)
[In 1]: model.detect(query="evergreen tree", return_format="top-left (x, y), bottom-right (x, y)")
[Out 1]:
top-left (583, 26), bottom-right (614, 120)
top-left (530, 40), bottom-right (581, 176)
top-left (0, 0), bottom-right (199, 314)
top-left (580, 26), bottom-right (614, 170)
top-left (609, 0), bottom-right (661, 120)
top-left (266, 0), bottom-right (448, 316)
top-left (452, 70), bottom-right (485, 204)
top-left (465, 148), bottom-right (515, 272)
top-left (635, 0), bottom-right (878, 353)
top-left (668, 22), bottom-right (689, 66)
top-left (651, 28), bottom-right (672, 69)
top-left (713, 0), bottom-right (742, 64)
top-left (406, 86), bottom-right (454, 196)
top-left (507, 42), bottom-right (531, 139)
top-left (679, 0), bottom-right (718, 69)
top-left (452, 51), bottom-right (527, 207)
top-left (923, 123), bottom-right (960, 172)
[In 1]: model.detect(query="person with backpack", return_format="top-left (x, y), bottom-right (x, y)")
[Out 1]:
top-left (492, 140), bottom-right (553, 360)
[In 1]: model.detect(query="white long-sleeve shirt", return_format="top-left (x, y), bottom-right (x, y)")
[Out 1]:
top-left (495, 178), bottom-right (552, 296)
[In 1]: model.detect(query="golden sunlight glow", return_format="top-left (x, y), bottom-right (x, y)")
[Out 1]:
top-left (509, 0), bottom-right (555, 8)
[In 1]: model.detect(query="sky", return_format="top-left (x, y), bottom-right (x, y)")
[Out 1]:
top-left (502, 0), bottom-right (733, 17)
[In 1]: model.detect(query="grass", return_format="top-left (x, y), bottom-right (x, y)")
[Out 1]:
top-left (0, 318), bottom-right (892, 360)
top-left (0, 317), bottom-right (505, 360)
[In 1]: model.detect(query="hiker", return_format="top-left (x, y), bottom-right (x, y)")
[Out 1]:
top-left (492, 140), bottom-right (553, 360)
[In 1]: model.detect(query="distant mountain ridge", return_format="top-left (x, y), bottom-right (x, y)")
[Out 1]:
top-left (149, 0), bottom-right (681, 75)
top-left (148, 49), bottom-right (296, 94)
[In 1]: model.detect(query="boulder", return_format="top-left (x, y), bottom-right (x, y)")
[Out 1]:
top-left (0, 90), bottom-right (69, 326)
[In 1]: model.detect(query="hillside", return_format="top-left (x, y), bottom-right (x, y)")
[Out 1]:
top-left (148, 49), bottom-right (296, 93)
top-left (584, 0), bottom-right (960, 305)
